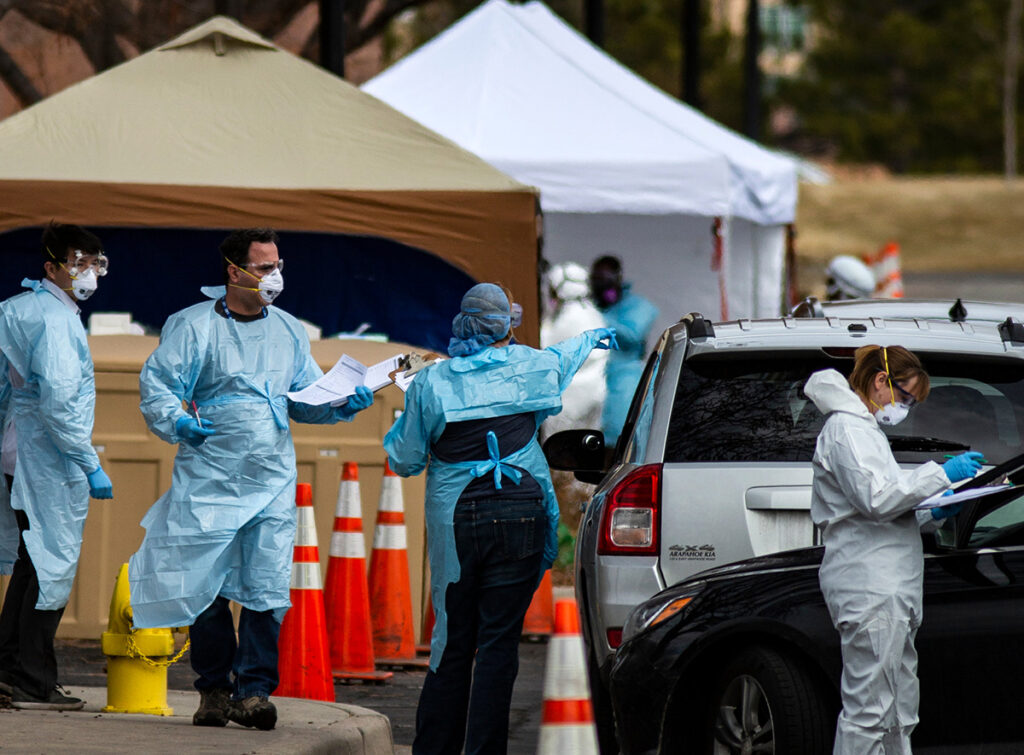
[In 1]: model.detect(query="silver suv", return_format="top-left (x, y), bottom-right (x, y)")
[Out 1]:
top-left (544, 299), bottom-right (1024, 750)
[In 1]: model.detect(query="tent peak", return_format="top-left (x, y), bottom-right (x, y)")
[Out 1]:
top-left (159, 16), bottom-right (277, 54)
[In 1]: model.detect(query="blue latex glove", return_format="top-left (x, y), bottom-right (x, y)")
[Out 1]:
top-left (932, 494), bottom-right (964, 520)
top-left (337, 385), bottom-right (374, 418)
top-left (87, 466), bottom-right (113, 499)
top-left (175, 416), bottom-right (216, 447)
top-left (942, 451), bottom-right (985, 483)
top-left (594, 327), bottom-right (619, 350)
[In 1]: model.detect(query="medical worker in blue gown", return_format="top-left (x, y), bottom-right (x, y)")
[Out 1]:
top-left (589, 255), bottom-right (658, 446)
top-left (384, 283), bottom-right (616, 755)
top-left (0, 222), bottom-right (114, 711)
top-left (129, 228), bottom-right (373, 732)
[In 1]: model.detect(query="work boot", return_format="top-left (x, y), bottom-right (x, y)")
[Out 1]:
top-left (0, 669), bottom-right (18, 695)
top-left (8, 683), bottom-right (84, 711)
top-left (193, 687), bottom-right (231, 727)
top-left (227, 695), bottom-right (277, 730)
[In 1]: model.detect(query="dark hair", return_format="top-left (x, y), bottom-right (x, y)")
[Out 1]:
top-left (849, 344), bottom-right (931, 402)
top-left (41, 221), bottom-right (103, 275)
top-left (591, 254), bottom-right (622, 277)
top-left (219, 228), bottom-right (279, 283)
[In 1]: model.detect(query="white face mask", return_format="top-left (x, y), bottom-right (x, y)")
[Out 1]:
top-left (257, 268), bottom-right (284, 304)
top-left (68, 268), bottom-right (99, 301)
top-left (874, 402), bottom-right (911, 426)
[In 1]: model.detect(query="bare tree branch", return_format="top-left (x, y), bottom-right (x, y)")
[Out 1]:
top-left (347, 0), bottom-right (428, 54)
top-left (0, 40), bottom-right (42, 105)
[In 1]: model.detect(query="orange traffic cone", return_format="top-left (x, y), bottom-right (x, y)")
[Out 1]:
top-left (274, 483), bottom-right (334, 701)
top-left (368, 460), bottom-right (429, 669)
top-left (864, 241), bottom-right (904, 298)
top-left (324, 463), bottom-right (393, 683)
top-left (522, 570), bottom-right (555, 640)
top-left (537, 599), bottom-right (599, 754)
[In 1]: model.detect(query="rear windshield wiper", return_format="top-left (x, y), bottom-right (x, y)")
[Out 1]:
top-left (888, 436), bottom-right (971, 453)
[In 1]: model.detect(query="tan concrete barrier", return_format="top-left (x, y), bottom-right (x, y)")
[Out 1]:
top-left (1, 335), bottom-right (426, 641)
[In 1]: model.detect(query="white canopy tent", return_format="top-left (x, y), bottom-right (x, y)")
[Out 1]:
top-left (363, 0), bottom-right (798, 330)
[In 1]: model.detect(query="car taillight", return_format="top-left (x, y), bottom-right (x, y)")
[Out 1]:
top-left (597, 463), bottom-right (661, 556)
top-left (606, 628), bottom-right (623, 648)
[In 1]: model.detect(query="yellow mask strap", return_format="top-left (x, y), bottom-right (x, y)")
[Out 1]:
top-left (882, 346), bottom-right (896, 407)
top-left (224, 256), bottom-right (262, 283)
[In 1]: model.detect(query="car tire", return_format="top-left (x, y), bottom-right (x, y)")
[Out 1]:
top-left (587, 648), bottom-right (621, 754)
top-left (701, 645), bottom-right (833, 755)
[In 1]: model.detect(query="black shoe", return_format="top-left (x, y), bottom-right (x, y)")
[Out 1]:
top-left (193, 688), bottom-right (231, 727)
top-left (227, 696), bottom-right (277, 730)
top-left (0, 670), bottom-right (18, 695)
top-left (9, 683), bottom-right (84, 711)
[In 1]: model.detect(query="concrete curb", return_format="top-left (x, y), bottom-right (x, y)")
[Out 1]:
top-left (0, 686), bottom-right (394, 754)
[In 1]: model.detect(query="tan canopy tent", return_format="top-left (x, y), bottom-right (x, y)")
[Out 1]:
top-left (0, 16), bottom-right (542, 343)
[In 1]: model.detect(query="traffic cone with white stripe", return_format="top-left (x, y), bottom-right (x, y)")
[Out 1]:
top-left (368, 460), bottom-right (429, 669)
top-left (324, 462), bottom-right (393, 683)
top-left (537, 598), bottom-right (599, 754)
top-left (864, 241), bottom-right (904, 298)
top-left (274, 483), bottom-right (334, 701)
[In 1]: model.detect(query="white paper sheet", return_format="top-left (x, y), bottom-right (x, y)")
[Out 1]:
top-left (914, 484), bottom-right (1013, 510)
top-left (287, 353), bottom-right (405, 406)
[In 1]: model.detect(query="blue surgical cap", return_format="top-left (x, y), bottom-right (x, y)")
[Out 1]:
top-left (448, 283), bottom-right (511, 357)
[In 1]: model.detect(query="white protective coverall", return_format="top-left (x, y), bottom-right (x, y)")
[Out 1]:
top-left (540, 262), bottom-right (607, 437)
top-left (805, 369), bottom-right (950, 754)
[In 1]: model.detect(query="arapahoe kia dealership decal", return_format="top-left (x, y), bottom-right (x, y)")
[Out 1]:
top-left (668, 544), bottom-right (716, 561)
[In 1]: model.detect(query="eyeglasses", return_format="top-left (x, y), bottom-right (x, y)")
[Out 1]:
top-left (47, 246), bottom-right (109, 277)
top-left (890, 377), bottom-right (918, 407)
top-left (242, 259), bottom-right (284, 276)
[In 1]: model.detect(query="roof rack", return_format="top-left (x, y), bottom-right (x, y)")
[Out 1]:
top-left (790, 296), bottom-right (1021, 325)
top-left (679, 312), bottom-right (715, 340)
top-left (790, 297), bottom-right (824, 318)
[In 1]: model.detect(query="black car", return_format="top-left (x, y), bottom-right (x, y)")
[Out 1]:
top-left (609, 455), bottom-right (1024, 754)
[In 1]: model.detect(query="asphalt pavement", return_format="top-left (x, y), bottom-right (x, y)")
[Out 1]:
top-left (37, 633), bottom-right (549, 755)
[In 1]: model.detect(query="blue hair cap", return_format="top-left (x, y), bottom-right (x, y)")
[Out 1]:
top-left (448, 283), bottom-right (511, 357)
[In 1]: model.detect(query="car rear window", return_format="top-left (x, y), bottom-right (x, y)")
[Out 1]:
top-left (665, 351), bottom-right (1024, 464)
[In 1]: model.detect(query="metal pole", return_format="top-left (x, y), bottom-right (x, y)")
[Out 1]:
top-left (742, 0), bottom-right (762, 140)
top-left (682, 0), bottom-right (700, 108)
top-left (584, 0), bottom-right (604, 48)
top-left (320, 0), bottom-right (346, 79)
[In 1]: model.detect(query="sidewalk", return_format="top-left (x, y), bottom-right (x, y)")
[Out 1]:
top-left (0, 686), bottom-right (394, 754)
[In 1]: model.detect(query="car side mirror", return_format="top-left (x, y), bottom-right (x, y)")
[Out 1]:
top-left (542, 429), bottom-right (607, 484)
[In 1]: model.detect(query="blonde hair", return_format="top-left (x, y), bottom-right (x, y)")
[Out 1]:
top-left (848, 345), bottom-right (930, 402)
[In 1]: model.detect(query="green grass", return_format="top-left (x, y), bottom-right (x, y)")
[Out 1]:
top-left (796, 176), bottom-right (1024, 277)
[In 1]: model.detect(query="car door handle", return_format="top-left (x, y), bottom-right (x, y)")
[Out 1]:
top-left (745, 486), bottom-right (813, 511)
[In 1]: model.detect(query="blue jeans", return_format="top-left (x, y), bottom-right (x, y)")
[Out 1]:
top-left (190, 596), bottom-right (281, 699)
top-left (413, 498), bottom-right (546, 755)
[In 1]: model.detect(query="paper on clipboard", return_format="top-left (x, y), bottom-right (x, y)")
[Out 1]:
top-left (391, 357), bottom-right (445, 393)
top-left (914, 484), bottom-right (1013, 510)
top-left (286, 353), bottom-right (404, 406)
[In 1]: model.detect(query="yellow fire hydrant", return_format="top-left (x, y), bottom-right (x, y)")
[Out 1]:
top-left (100, 563), bottom-right (184, 715)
